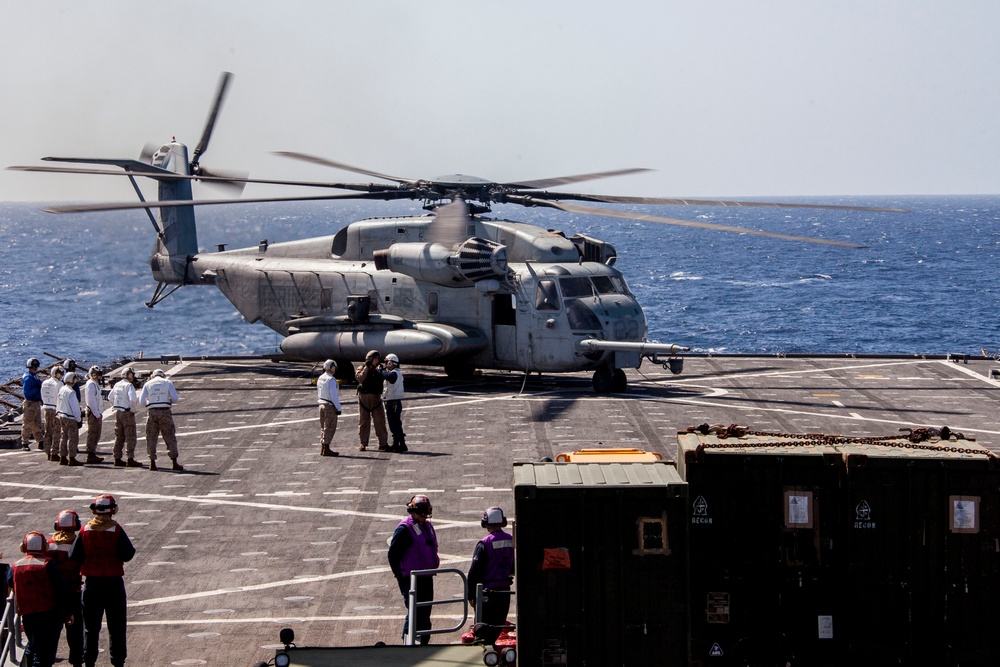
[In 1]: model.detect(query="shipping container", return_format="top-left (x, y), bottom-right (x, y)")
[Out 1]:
top-left (677, 431), bottom-right (845, 667)
top-left (513, 460), bottom-right (690, 666)
top-left (838, 439), bottom-right (1000, 666)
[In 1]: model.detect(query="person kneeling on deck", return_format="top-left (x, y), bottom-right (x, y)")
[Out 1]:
top-left (139, 369), bottom-right (183, 471)
top-left (108, 367), bottom-right (143, 468)
top-left (317, 359), bottom-right (342, 456)
top-left (467, 507), bottom-right (515, 650)
top-left (388, 495), bottom-right (439, 644)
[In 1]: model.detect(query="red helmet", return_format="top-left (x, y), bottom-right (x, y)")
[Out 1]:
top-left (90, 493), bottom-right (118, 515)
top-left (54, 509), bottom-right (82, 532)
top-left (406, 495), bottom-right (433, 517)
top-left (21, 531), bottom-right (49, 554)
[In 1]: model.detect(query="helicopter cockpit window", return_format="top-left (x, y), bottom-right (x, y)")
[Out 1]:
top-left (535, 279), bottom-right (560, 311)
top-left (560, 277), bottom-right (594, 299)
top-left (592, 276), bottom-right (619, 295)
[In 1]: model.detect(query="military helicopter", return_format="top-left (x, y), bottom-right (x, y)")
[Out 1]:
top-left (10, 73), bottom-right (903, 392)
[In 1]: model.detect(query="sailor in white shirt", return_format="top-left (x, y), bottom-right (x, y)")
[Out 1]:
top-left (108, 367), bottom-right (143, 468)
top-left (138, 369), bottom-right (183, 471)
top-left (56, 372), bottom-right (84, 466)
top-left (82, 366), bottom-right (106, 464)
top-left (41, 365), bottom-right (65, 461)
top-left (317, 359), bottom-right (342, 457)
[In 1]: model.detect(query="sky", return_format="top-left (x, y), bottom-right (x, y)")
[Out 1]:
top-left (2, 1), bottom-right (999, 203)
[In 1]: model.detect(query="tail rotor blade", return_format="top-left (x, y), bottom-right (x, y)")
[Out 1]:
top-left (191, 71), bottom-right (232, 170)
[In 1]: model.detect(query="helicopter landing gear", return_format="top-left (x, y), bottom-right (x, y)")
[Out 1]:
top-left (593, 366), bottom-right (627, 393)
top-left (445, 363), bottom-right (475, 381)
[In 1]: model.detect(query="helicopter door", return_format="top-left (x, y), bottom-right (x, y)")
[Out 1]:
top-left (493, 293), bottom-right (517, 363)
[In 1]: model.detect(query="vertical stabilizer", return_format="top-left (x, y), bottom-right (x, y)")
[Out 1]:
top-left (149, 141), bottom-right (199, 284)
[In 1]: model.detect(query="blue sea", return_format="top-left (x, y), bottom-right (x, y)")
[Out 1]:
top-left (1, 196), bottom-right (998, 383)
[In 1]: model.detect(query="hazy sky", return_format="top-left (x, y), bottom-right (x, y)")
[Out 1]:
top-left (2, 1), bottom-right (998, 203)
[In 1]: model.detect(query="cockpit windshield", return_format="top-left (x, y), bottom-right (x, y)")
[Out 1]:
top-left (560, 277), bottom-right (594, 298)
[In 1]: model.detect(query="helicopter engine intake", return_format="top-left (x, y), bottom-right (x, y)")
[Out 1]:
top-left (373, 237), bottom-right (508, 287)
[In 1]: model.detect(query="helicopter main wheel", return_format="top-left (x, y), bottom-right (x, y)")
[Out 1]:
top-left (611, 368), bottom-right (628, 393)
top-left (592, 367), bottom-right (613, 393)
top-left (445, 363), bottom-right (476, 381)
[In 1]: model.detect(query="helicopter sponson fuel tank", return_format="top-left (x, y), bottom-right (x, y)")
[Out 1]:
top-left (280, 315), bottom-right (488, 362)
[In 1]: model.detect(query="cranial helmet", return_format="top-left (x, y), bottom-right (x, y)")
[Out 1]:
top-left (384, 354), bottom-right (399, 364)
top-left (89, 365), bottom-right (103, 377)
top-left (406, 495), bottom-right (433, 517)
top-left (62, 358), bottom-right (77, 372)
top-left (121, 367), bottom-right (135, 379)
top-left (482, 506), bottom-right (508, 528)
top-left (52, 366), bottom-right (65, 378)
top-left (63, 372), bottom-right (77, 385)
top-left (365, 350), bottom-right (381, 362)
top-left (26, 357), bottom-right (40, 370)
top-left (21, 531), bottom-right (48, 554)
top-left (90, 493), bottom-right (118, 515)
top-left (54, 509), bottom-right (82, 532)
top-left (323, 359), bottom-right (337, 371)
top-left (151, 369), bottom-right (166, 378)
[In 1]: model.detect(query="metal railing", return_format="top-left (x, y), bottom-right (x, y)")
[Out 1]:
top-left (404, 567), bottom-right (469, 646)
top-left (1, 593), bottom-right (23, 667)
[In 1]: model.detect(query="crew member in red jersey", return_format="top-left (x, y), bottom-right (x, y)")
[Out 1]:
top-left (70, 494), bottom-right (136, 667)
top-left (13, 531), bottom-right (72, 667)
top-left (49, 509), bottom-right (84, 667)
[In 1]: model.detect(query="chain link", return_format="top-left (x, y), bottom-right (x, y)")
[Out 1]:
top-left (681, 424), bottom-right (994, 459)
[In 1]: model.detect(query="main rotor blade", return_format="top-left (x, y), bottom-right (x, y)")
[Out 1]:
top-left (192, 71), bottom-right (232, 167)
top-left (274, 151), bottom-right (416, 185)
top-left (508, 196), bottom-right (867, 249)
top-left (503, 168), bottom-right (652, 190)
top-left (523, 190), bottom-right (908, 213)
top-left (8, 165), bottom-right (393, 192)
top-left (43, 190), bottom-right (415, 214)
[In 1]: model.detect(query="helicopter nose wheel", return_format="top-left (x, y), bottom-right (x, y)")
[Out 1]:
top-left (592, 366), bottom-right (627, 393)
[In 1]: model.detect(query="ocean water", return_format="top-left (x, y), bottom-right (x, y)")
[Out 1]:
top-left (1, 196), bottom-right (998, 383)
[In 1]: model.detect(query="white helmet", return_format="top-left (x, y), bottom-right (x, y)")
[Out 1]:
top-left (63, 372), bottom-right (77, 384)
top-left (120, 367), bottom-right (135, 379)
top-left (151, 369), bottom-right (166, 378)
top-left (323, 359), bottom-right (337, 371)
top-left (89, 365), bottom-right (103, 378)
top-left (384, 354), bottom-right (399, 364)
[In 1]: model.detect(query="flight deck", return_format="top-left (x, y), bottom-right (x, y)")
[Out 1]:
top-left (2, 354), bottom-right (999, 666)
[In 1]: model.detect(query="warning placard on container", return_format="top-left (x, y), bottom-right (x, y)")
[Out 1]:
top-left (950, 495), bottom-right (980, 534)
top-left (784, 489), bottom-right (814, 529)
top-left (706, 592), bottom-right (730, 624)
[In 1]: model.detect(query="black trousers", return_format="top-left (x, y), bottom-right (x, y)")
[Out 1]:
top-left (385, 399), bottom-right (404, 443)
top-left (83, 576), bottom-right (127, 667)
top-left (397, 574), bottom-right (434, 644)
top-left (22, 609), bottom-right (63, 667)
top-left (57, 593), bottom-right (84, 666)
top-left (476, 588), bottom-right (512, 648)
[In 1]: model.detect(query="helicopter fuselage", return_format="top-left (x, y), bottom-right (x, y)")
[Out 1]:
top-left (181, 215), bottom-right (648, 376)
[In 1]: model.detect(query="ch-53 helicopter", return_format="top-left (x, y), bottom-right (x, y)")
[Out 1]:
top-left (10, 73), bottom-right (903, 393)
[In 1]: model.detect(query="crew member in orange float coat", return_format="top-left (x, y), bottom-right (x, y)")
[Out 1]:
top-left (70, 494), bottom-right (135, 667)
top-left (49, 510), bottom-right (84, 667)
top-left (13, 531), bottom-right (72, 667)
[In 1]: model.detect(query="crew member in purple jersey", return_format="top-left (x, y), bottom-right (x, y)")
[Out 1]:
top-left (467, 506), bottom-right (515, 649)
top-left (387, 495), bottom-right (439, 644)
